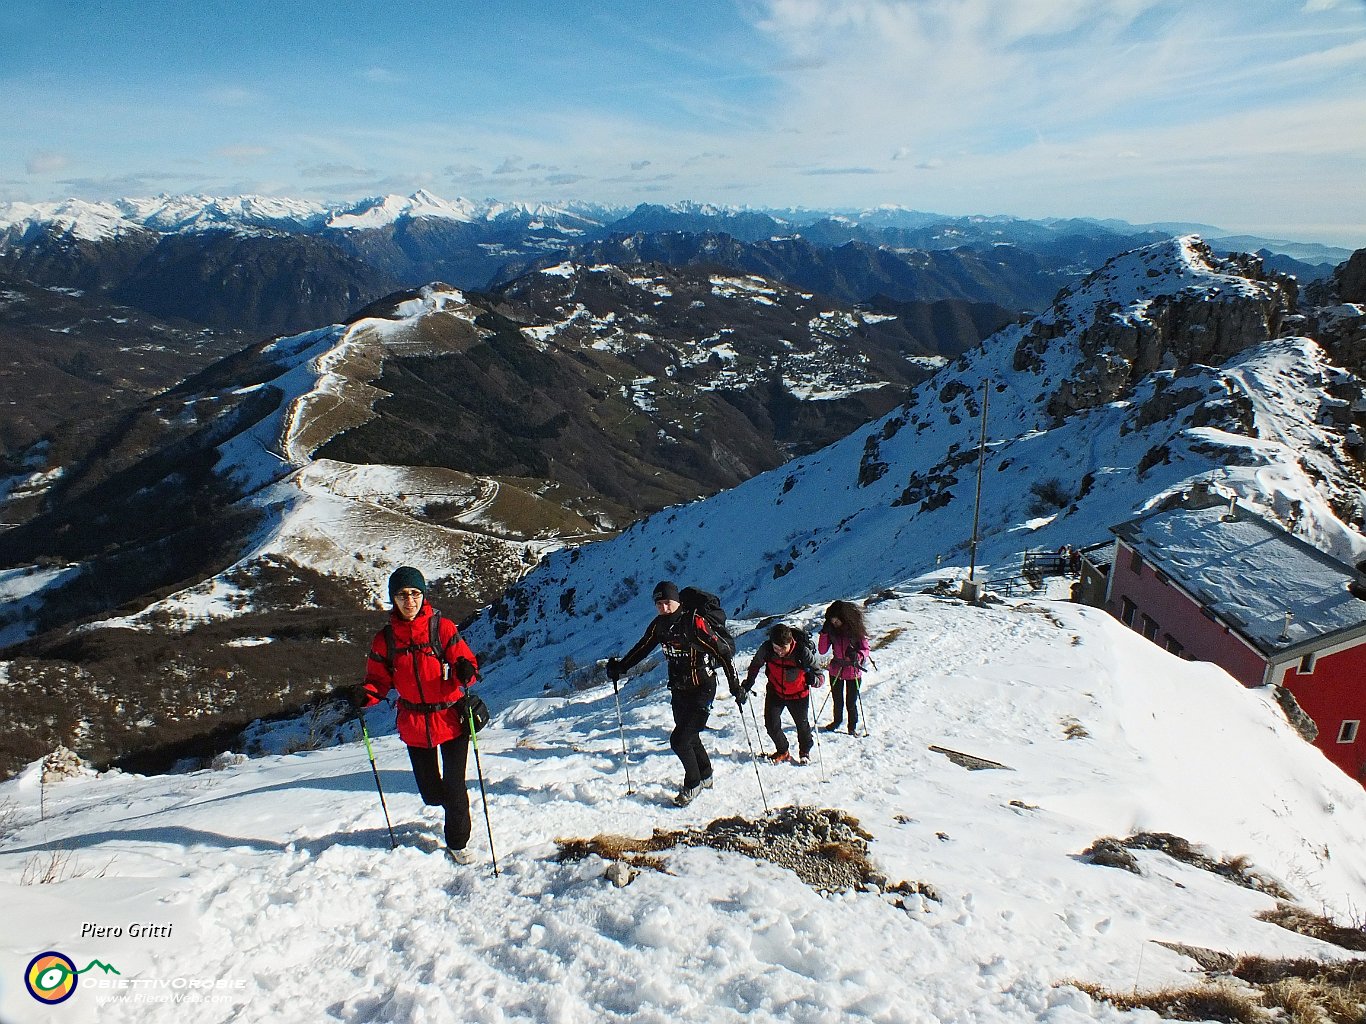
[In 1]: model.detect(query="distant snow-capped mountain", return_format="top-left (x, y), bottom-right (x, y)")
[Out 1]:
top-left (0, 192), bottom-right (625, 240)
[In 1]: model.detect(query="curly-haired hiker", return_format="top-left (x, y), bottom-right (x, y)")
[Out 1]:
top-left (819, 600), bottom-right (870, 735)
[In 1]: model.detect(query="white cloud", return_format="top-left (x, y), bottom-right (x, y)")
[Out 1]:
top-left (26, 151), bottom-right (69, 174)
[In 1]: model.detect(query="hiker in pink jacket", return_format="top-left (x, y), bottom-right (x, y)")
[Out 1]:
top-left (818, 600), bottom-right (870, 735)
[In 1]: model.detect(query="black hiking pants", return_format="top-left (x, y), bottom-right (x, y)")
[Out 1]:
top-left (829, 677), bottom-right (860, 731)
top-left (764, 691), bottom-right (813, 759)
top-left (408, 736), bottom-right (471, 851)
top-left (670, 687), bottom-right (715, 788)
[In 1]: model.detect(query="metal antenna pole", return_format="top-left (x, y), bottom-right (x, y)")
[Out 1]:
top-left (968, 380), bottom-right (990, 583)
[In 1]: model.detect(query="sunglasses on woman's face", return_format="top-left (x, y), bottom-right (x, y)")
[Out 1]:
top-left (395, 589), bottom-right (423, 601)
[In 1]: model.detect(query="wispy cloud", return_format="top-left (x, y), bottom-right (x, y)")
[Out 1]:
top-left (26, 151), bottom-right (68, 175)
top-left (215, 144), bottom-right (271, 164)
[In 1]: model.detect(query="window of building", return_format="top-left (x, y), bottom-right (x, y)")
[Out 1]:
top-left (1338, 720), bottom-right (1359, 744)
top-left (1140, 614), bottom-right (1159, 641)
top-left (1164, 636), bottom-right (1184, 657)
top-left (1129, 549), bottom-right (1144, 574)
top-left (1120, 596), bottom-right (1137, 628)
top-left (1299, 652), bottom-right (1317, 675)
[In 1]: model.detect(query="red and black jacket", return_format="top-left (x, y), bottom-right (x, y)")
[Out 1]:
top-left (745, 637), bottom-right (819, 700)
top-left (618, 610), bottom-right (739, 694)
top-left (361, 603), bottom-right (478, 747)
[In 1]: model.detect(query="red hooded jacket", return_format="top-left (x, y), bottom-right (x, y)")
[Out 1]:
top-left (361, 603), bottom-right (478, 747)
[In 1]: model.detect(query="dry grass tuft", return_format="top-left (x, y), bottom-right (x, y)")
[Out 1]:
top-left (1061, 716), bottom-right (1091, 739)
top-left (1125, 944), bottom-right (1366, 1024)
top-left (1066, 979), bottom-right (1263, 1024)
top-left (556, 806), bottom-right (933, 899)
top-left (556, 830), bottom-right (676, 869)
top-left (1079, 832), bottom-right (1292, 898)
top-left (1258, 903), bottom-right (1366, 952)
top-left (872, 628), bottom-right (904, 651)
top-left (19, 845), bottom-right (110, 885)
top-left (817, 841), bottom-right (862, 863)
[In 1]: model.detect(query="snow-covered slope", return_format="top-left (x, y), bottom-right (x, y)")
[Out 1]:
top-left (2, 594), bottom-right (1363, 1024)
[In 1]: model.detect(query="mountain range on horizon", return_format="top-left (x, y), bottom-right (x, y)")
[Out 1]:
top-left (2, 190), bottom-right (1354, 261)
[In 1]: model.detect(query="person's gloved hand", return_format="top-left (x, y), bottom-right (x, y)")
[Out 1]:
top-left (351, 686), bottom-right (372, 716)
top-left (453, 658), bottom-right (477, 684)
top-left (606, 657), bottom-right (621, 682)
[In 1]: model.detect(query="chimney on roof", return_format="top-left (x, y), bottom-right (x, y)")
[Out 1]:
top-left (1182, 481), bottom-right (1225, 510)
top-left (1278, 611), bottom-right (1294, 643)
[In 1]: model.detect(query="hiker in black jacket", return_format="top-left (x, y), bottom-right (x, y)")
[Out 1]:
top-left (606, 580), bottom-right (740, 806)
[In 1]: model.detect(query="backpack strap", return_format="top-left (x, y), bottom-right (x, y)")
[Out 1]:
top-left (382, 614), bottom-right (452, 675)
top-left (382, 623), bottom-right (398, 674)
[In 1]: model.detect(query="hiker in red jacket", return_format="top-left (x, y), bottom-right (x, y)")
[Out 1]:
top-left (741, 623), bottom-right (822, 764)
top-left (819, 600), bottom-right (870, 735)
top-left (357, 566), bottom-right (480, 863)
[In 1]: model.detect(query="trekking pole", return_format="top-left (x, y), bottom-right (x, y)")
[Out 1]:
top-left (746, 699), bottom-right (768, 757)
top-left (735, 697), bottom-right (770, 814)
top-left (811, 687), bottom-right (830, 782)
top-left (359, 713), bottom-right (398, 851)
top-left (611, 679), bottom-right (636, 795)
top-left (855, 679), bottom-right (870, 737)
top-left (467, 706), bottom-right (499, 878)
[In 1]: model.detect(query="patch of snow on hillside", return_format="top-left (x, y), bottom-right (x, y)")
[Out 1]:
top-left (711, 275), bottom-right (779, 303)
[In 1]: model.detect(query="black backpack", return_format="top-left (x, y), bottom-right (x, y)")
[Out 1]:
top-left (679, 587), bottom-right (736, 662)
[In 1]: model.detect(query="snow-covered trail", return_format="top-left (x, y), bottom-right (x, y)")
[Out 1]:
top-left (4, 596), bottom-right (1365, 1024)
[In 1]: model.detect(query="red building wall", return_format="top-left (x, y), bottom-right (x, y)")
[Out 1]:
top-left (1278, 644), bottom-right (1366, 784)
top-left (1107, 541), bottom-right (1268, 686)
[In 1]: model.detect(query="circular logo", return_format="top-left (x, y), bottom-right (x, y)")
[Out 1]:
top-left (25, 951), bottom-right (78, 1004)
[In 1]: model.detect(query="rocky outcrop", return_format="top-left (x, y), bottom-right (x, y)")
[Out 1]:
top-left (1013, 241), bottom-right (1298, 423)
top-left (1307, 250), bottom-right (1366, 376)
top-left (1336, 249), bottom-right (1366, 304)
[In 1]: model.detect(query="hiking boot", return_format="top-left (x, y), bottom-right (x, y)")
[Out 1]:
top-left (794, 754), bottom-right (810, 766)
top-left (768, 750), bottom-right (791, 764)
top-left (701, 775), bottom-right (714, 789)
top-left (446, 847), bottom-right (477, 866)
top-left (823, 721), bottom-right (842, 732)
top-left (674, 782), bottom-right (705, 806)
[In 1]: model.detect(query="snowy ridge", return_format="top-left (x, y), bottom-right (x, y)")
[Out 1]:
top-left (93, 285), bottom-right (566, 627)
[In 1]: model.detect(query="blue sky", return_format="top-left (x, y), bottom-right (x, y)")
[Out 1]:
top-left (3, 0), bottom-right (1364, 245)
